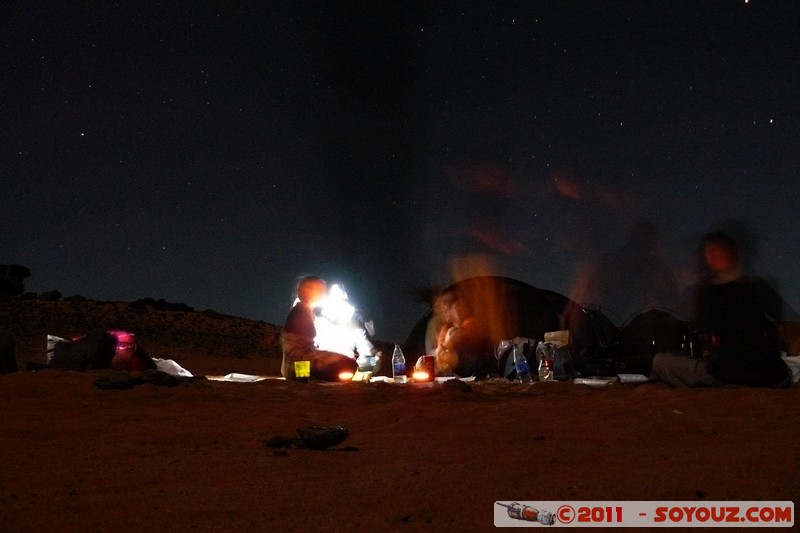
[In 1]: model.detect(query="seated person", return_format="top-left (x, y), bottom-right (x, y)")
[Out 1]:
top-left (650, 231), bottom-right (791, 388)
top-left (434, 289), bottom-right (493, 378)
top-left (280, 276), bottom-right (358, 381)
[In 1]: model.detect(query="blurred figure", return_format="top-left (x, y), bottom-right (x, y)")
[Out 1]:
top-left (433, 287), bottom-right (458, 374)
top-left (280, 276), bottom-right (358, 381)
top-left (650, 231), bottom-right (790, 388)
top-left (425, 290), bottom-right (453, 356)
top-left (570, 219), bottom-right (679, 324)
top-left (434, 287), bottom-right (493, 377)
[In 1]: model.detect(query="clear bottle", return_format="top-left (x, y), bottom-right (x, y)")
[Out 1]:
top-left (553, 346), bottom-right (573, 381)
top-left (682, 333), bottom-right (696, 359)
top-left (536, 341), bottom-right (554, 382)
top-left (512, 344), bottom-right (533, 383)
top-left (392, 343), bottom-right (407, 383)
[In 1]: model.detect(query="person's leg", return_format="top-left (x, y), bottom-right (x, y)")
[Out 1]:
top-left (310, 350), bottom-right (358, 381)
top-left (280, 335), bottom-right (301, 379)
top-left (650, 352), bottom-right (721, 388)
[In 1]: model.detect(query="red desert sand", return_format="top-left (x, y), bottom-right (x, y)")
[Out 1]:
top-left (2, 300), bottom-right (799, 531)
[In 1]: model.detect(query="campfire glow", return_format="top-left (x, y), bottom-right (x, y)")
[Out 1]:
top-left (412, 370), bottom-right (431, 382)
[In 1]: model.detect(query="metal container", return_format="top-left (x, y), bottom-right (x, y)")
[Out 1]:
top-left (418, 355), bottom-right (435, 382)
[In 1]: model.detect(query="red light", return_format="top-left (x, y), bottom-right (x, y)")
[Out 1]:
top-left (338, 371), bottom-right (354, 381)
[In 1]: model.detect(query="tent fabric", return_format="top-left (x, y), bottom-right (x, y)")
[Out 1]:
top-left (539, 289), bottom-right (624, 367)
top-left (620, 309), bottom-right (689, 375)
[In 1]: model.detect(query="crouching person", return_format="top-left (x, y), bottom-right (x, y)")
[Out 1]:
top-left (280, 276), bottom-right (358, 382)
top-left (433, 288), bottom-right (494, 378)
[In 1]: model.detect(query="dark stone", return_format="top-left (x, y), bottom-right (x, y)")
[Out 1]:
top-left (442, 378), bottom-right (472, 392)
top-left (266, 425), bottom-right (351, 451)
top-left (296, 425), bottom-right (350, 450)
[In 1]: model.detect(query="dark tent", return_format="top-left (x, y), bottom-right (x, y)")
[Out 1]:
top-left (619, 309), bottom-right (689, 375)
top-left (539, 289), bottom-right (624, 371)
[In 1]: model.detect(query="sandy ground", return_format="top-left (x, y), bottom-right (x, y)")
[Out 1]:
top-left (2, 300), bottom-right (799, 531)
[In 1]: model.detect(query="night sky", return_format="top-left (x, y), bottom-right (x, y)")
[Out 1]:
top-left (4, 2), bottom-right (799, 342)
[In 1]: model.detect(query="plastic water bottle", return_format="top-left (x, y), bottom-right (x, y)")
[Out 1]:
top-left (512, 344), bottom-right (532, 383)
top-left (392, 344), bottom-right (407, 383)
top-left (537, 341), bottom-right (554, 382)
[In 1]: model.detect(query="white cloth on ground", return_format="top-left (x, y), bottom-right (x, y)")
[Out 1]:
top-left (153, 357), bottom-right (193, 377)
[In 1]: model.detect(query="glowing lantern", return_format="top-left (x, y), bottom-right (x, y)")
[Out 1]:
top-left (412, 370), bottom-right (431, 382)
